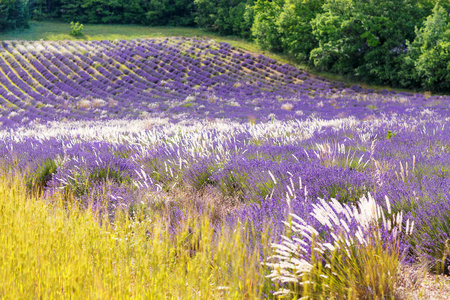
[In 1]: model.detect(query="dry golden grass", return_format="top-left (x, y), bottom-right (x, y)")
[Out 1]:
top-left (0, 175), bottom-right (266, 299)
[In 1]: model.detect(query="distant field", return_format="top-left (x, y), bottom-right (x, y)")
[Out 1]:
top-left (0, 21), bottom-right (279, 63)
top-left (0, 21), bottom-right (419, 93)
top-left (1, 37), bottom-right (444, 128)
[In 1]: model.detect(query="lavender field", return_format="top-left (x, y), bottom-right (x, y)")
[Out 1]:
top-left (1, 37), bottom-right (450, 298)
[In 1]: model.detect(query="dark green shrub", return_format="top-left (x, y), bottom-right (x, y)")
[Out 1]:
top-left (0, 0), bottom-right (30, 32)
top-left (194, 0), bottom-right (254, 37)
top-left (276, 0), bottom-right (324, 61)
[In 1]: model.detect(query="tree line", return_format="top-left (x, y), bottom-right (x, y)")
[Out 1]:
top-left (1, 0), bottom-right (450, 92)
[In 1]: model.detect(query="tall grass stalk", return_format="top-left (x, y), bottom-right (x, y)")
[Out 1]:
top-left (304, 233), bottom-right (400, 299)
top-left (0, 175), bottom-right (265, 298)
top-left (265, 194), bottom-right (410, 299)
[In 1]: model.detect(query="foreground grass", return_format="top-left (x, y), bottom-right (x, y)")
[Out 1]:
top-left (2, 174), bottom-right (450, 298)
top-left (0, 21), bottom-right (417, 94)
top-left (0, 175), bottom-right (265, 299)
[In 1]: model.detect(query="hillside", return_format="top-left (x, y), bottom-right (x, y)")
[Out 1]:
top-left (1, 37), bottom-right (449, 128)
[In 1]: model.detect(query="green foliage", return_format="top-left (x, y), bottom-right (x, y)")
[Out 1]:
top-left (252, 0), bottom-right (324, 56)
top-left (69, 21), bottom-right (83, 36)
top-left (186, 163), bottom-right (218, 191)
top-left (229, 1), bottom-right (254, 39)
top-left (310, 0), bottom-right (422, 84)
top-left (30, 0), bottom-right (60, 20)
top-left (59, 0), bottom-right (194, 26)
top-left (249, 0), bottom-right (450, 91)
top-left (0, 3), bottom-right (8, 30)
top-left (251, 0), bottom-right (284, 51)
top-left (65, 166), bottom-right (130, 197)
top-left (322, 183), bottom-right (370, 205)
top-left (143, 0), bottom-right (169, 25)
top-left (194, 0), bottom-right (254, 38)
top-left (26, 159), bottom-right (57, 193)
top-left (218, 171), bottom-right (248, 201)
top-left (407, 4), bottom-right (450, 91)
top-left (0, 0), bottom-right (31, 32)
top-left (276, 0), bottom-right (324, 61)
top-left (60, 0), bottom-right (83, 22)
top-left (145, 0), bottom-right (195, 26)
top-left (386, 130), bottom-right (397, 140)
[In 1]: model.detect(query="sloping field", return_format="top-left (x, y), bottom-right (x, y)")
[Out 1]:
top-left (1, 37), bottom-right (449, 127)
top-left (1, 38), bottom-right (450, 298)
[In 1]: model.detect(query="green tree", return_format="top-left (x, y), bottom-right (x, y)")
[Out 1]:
top-left (169, 0), bottom-right (195, 26)
top-left (408, 3), bottom-right (450, 91)
top-left (80, 0), bottom-right (110, 23)
top-left (194, 0), bottom-right (216, 29)
top-left (0, 2), bottom-right (9, 30)
top-left (251, 0), bottom-right (284, 51)
top-left (123, 0), bottom-right (145, 24)
top-left (0, 0), bottom-right (30, 31)
top-left (276, 0), bottom-right (324, 61)
top-left (229, 1), bottom-right (254, 38)
top-left (310, 0), bottom-right (423, 84)
top-left (145, 0), bottom-right (170, 25)
top-left (101, 0), bottom-right (124, 23)
top-left (60, 0), bottom-right (84, 22)
top-left (194, 0), bottom-right (253, 37)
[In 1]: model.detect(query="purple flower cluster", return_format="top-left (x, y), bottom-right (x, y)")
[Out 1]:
top-left (0, 114), bottom-right (448, 267)
top-left (1, 38), bottom-right (449, 128)
top-left (1, 37), bottom-right (450, 274)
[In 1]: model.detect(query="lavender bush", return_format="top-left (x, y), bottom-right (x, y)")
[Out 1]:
top-left (1, 37), bottom-right (450, 296)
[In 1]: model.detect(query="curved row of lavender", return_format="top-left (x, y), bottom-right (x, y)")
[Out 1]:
top-left (1, 38), bottom-right (450, 282)
top-left (0, 37), bottom-right (449, 127)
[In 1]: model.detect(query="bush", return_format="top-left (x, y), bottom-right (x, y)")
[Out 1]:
top-left (26, 159), bottom-right (57, 193)
top-left (69, 21), bottom-right (84, 37)
top-left (60, 0), bottom-right (194, 26)
top-left (251, 0), bottom-right (284, 52)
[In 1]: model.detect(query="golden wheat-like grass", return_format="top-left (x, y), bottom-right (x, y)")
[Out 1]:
top-left (0, 175), bottom-right (266, 299)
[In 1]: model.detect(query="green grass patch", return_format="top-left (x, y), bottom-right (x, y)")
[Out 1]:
top-left (65, 166), bottom-right (131, 197)
top-left (26, 159), bottom-right (57, 193)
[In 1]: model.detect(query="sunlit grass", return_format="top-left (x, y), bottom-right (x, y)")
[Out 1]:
top-left (0, 174), bottom-right (266, 298)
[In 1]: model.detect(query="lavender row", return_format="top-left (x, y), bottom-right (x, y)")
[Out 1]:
top-left (1, 38), bottom-right (449, 127)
